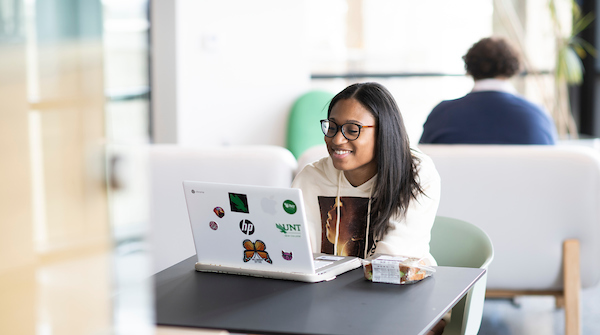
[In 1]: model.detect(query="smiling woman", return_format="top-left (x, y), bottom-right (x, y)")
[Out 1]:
top-left (292, 82), bottom-right (441, 261)
top-left (292, 82), bottom-right (444, 332)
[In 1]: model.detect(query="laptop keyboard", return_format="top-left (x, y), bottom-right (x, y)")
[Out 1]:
top-left (313, 260), bottom-right (330, 269)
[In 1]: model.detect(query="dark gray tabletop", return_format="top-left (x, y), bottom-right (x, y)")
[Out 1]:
top-left (155, 256), bottom-right (485, 335)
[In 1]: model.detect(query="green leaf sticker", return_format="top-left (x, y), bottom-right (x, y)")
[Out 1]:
top-left (229, 193), bottom-right (249, 213)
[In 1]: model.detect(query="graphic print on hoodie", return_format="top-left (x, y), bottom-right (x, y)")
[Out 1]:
top-left (317, 196), bottom-right (373, 257)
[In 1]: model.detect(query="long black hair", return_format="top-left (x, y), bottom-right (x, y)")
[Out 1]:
top-left (327, 82), bottom-right (424, 240)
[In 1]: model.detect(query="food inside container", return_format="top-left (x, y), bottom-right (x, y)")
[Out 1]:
top-left (362, 254), bottom-right (436, 284)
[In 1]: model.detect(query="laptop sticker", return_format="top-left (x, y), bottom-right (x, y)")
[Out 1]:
top-left (282, 200), bottom-right (297, 214)
top-left (275, 223), bottom-right (301, 238)
top-left (239, 219), bottom-right (255, 235)
top-left (229, 193), bottom-right (249, 213)
top-left (213, 207), bottom-right (225, 218)
top-left (281, 250), bottom-right (293, 261)
top-left (209, 221), bottom-right (218, 230)
top-left (242, 239), bottom-right (273, 264)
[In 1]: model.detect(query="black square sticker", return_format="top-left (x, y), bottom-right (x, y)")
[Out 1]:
top-left (229, 193), bottom-right (249, 213)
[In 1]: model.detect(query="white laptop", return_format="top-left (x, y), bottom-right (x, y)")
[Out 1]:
top-left (182, 180), bottom-right (361, 282)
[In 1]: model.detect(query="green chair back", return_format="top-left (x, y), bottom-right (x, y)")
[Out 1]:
top-left (286, 90), bottom-right (334, 159)
top-left (430, 216), bottom-right (494, 335)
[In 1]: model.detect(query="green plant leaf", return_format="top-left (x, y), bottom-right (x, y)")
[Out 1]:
top-left (573, 12), bottom-right (595, 36)
top-left (572, 36), bottom-right (597, 58)
top-left (558, 47), bottom-right (584, 84)
top-left (571, 0), bottom-right (582, 19)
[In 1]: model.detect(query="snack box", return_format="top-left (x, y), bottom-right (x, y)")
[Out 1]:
top-left (362, 254), bottom-right (435, 284)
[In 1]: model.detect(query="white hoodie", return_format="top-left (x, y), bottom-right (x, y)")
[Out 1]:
top-left (291, 148), bottom-right (441, 265)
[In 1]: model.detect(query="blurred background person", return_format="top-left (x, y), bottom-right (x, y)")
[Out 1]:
top-left (419, 36), bottom-right (558, 145)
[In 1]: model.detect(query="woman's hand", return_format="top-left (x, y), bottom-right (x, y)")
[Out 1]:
top-left (426, 319), bottom-right (446, 335)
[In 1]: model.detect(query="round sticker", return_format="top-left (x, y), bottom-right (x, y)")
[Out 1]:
top-left (209, 221), bottom-right (218, 230)
top-left (239, 219), bottom-right (255, 235)
top-left (213, 207), bottom-right (225, 218)
top-left (282, 200), bottom-right (297, 214)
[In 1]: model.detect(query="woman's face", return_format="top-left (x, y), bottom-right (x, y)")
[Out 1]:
top-left (325, 98), bottom-right (377, 186)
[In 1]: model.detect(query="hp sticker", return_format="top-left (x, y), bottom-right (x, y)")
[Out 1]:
top-left (239, 219), bottom-right (255, 235)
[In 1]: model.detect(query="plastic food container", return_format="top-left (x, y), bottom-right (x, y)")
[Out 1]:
top-left (362, 254), bottom-right (436, 284)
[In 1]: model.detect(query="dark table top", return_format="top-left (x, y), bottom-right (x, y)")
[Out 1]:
top-left (155, 256), bottom-right (485, 335)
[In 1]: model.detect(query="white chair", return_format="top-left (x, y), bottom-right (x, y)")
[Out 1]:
top-left (419, 144), bottom-right (600, 335)
top-left (295, 144), bottom-right (328, 175)
top-left (557, 138), bottom-right (600, 150)
top-left (148, 145), bottom-right (297, 274)
top-left (430, 216), bottom-right (494, 335)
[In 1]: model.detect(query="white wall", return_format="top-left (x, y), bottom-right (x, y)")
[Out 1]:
top-left (152, 0), bottom-right (310, 146)
top-left (151, 0), bottom-right (179, 143)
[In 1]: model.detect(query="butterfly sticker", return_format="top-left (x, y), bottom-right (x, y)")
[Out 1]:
top-left (243, 239), bottom-right (273, 264)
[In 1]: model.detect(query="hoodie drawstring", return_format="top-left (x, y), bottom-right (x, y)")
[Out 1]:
top-left (334, 172), bottom-right (342, 256)
top-left (364, 185), bottom-right (373, 259)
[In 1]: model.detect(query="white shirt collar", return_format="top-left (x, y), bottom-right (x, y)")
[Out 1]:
top-left (471, 78), bottom-right (518, 94)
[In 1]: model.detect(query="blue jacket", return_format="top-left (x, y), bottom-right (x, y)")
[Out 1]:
top-left (419, 91), bottom-right (558, 145)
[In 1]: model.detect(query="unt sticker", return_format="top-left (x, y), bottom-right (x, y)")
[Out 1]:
top-left (281, 250), bottom-right (293, 261)
top-left (229, 193), bottom-right (249, 213)
top-left (239, 219), bottom-right (255, 235)
top-left (243, 239), bottom-right (272, 264)
top-left (275, 223), bottom-right (301, 237)
top-left (213, 207), bottom-right (225, 218)
top-left (209, 221), bottom-right (218, 230)
top-left (282, 200), bottom-right (297, 214)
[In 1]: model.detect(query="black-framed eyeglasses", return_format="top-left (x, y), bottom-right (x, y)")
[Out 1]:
top-left (320, 119), bottom-right (375, 141)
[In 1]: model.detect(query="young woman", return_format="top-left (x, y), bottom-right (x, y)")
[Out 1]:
top-left (293, 82), bottom-right (445, 335)
top-left (292, 82), bottom-right (441, 264)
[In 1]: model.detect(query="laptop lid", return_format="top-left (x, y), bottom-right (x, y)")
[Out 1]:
top-left (183, 180), bottom-right (317, 274)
